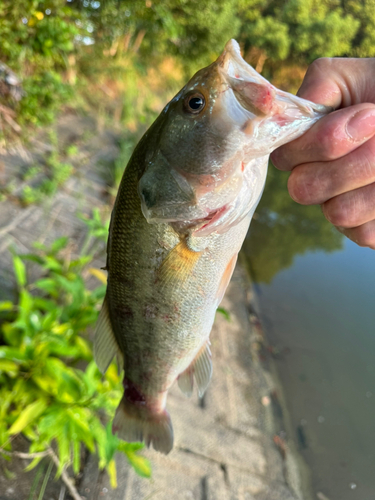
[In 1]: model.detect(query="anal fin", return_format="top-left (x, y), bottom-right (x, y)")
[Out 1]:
top-left (178, 341), bottom-right (213, 398)
top-left (94, 296), bottom-right (121, 374)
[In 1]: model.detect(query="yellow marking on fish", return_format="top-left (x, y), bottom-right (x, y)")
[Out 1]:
top-left (158, 240), bottom-right (202, 287)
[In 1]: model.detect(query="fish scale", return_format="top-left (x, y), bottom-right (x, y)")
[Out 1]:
top-left (94, 39), bottom-right (330, 454)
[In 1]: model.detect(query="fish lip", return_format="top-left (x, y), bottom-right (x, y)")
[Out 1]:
top-left (220, 39), bottom-right (331, 117)
top-left (219, 39), bottom-right (266, 83)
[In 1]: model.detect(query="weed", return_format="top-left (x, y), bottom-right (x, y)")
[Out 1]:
top-left (19, 132), bottom-right (74, 206)
top-left (0, 212), bottom-right (151, 492)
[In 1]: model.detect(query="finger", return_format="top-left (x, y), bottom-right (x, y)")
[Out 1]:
top-left (288, 134), bottom-right (375, 205)
top-left (322, 182), bottom-right (375, 228)
top-left (296, 58), bottom-right (375, 108)
top-left (337, 220), bottom-right (375, 250)
top-left (271, 103), bottom-right (375, 171)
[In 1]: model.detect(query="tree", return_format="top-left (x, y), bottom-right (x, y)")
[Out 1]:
top-left (237, 0), bottom-right (361, 82)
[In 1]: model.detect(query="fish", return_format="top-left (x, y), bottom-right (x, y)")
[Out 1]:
top-left (94, 39), bottom-right (330, 454)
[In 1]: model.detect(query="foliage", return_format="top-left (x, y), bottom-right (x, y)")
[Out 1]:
top-left (217, 307), bottom-right (230, 321)
top-left (0, 130), bottom-right (75, 205)
top-left (3, 0), bottom-right (375, 133)
top-left (0, 0), bottom-right (81, 130)
top-left (0, 219), bottom-right (150, 489)
top-left (237, 0), bottom-right (361, 81)
top-left (21, 131), bottom-right (74, 205)
top-left (18, 72), bottom-right (73, 127)
top-left (77, 0), bottom-right (241, 72)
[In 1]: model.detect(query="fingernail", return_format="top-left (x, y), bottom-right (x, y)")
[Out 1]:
top-left (270, 150), bottom-right (282, 168)
top-left (270, 150), bottom-right (278, 163)
top-left (346, 109), bottom-right (375, 141)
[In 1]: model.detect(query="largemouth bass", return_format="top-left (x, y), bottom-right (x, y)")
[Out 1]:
top-left (94, 40), bottom-right (329, 454)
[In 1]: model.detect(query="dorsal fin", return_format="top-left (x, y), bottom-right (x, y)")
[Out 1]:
top-left (94, 297), bottom-right (121, 374)
top-left (178, 341), bottom-right (213, 398)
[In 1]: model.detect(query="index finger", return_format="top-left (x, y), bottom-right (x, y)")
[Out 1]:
top-left (296, 57), bottom-right (375, 107)
top-left (271, 103), bottom-right (375, 171)
top-left (271, 57), bottom-right (375, 171)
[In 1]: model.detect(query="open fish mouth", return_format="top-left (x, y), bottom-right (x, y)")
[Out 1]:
top-left (138, 39), bottom-right (330, 236)
top-left (220, 40), bottom-right (329, 140)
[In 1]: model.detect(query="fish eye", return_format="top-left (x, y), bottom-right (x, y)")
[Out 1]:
top-left (184, 92), bottom-right (206, 114)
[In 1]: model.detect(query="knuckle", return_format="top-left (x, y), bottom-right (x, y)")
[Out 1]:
top-left (288, 168), bottom-right (319, 204)
top-left (314, 125), bottom-right (339, 160)
top-left (307, 58), bottom-right (333, 77)
top-left (355, 144), bottom-right (375, 181)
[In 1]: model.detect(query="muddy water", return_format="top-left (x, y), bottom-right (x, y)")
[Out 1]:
top-left (243, 167), bottom-right (375, 500)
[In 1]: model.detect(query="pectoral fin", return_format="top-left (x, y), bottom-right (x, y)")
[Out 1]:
top-left (216, 253), bottom-right (237, 305)
top-left (158, 240), bottom-right (202, 288)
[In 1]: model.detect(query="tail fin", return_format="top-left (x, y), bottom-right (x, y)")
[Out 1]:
top-left (112, 396), bottom-right (174, 454)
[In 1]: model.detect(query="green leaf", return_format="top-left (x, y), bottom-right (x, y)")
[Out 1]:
top-left (33, 374), bottom-right (59, 396)
top-left (43, 256), bottom-right (63, 272)
top-left (0, 359), bottom-right (19, 373)
top-left (56, 430), bottom-right (70, 476)
top-left (72, 439), bottom-right (80, 475)
top-left (13, 255), bottom-right (27, 287)
top-left (24, 455), bottom-right (43, 472)
top-left (38, 459), bottom-right (53, 499)
top-left (117, 441), bottom-right (144, 453)
top-left (19, 254), bottom-right (44, 265)
top-left (107, 458), bottom-right (117, 488)
top-left (38, 358), bottom-right (83, 402)
top-left (0, 301), bottom-right (14, 311)
top-left (3, 467), bottom-right (16, 479)
top-left (216, 307), bottom-right (230, 321)
top-left (51, 237), bottom-right (69, 253)
top-left (124, 449), bottom-right (151, 478)
top-left (9, 399), bottom-right (48, 435)
top-left (34, 278), bottom-right (58, 295)
top-left (19, 289), bottom-right (33, 315)
top-left (0, 346), bottom-right (27, 362)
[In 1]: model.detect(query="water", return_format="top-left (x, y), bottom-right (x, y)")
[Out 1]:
top-left (243, 167), bottom-right (375, 500)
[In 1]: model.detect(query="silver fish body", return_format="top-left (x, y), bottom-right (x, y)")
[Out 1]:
top-left (94, 40), bottom-right (330, 453)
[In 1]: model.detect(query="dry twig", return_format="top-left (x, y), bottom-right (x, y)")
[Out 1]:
top-left (0, 446), bottom-right (84, 500)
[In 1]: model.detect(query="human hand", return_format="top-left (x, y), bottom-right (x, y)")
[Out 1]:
top-left (270, 58), bottom-right (375, 249)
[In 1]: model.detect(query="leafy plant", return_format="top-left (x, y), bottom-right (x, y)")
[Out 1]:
top-left (0, 224), bottom-right (150, 493)
top-left (19, 131), bottom-right (74, 206)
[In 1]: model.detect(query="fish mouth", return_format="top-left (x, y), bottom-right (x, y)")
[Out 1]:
top-left (218, 40), bottom-right (277, 117)
top-left (138, 40), bottom-right (330, 236)
top-left (219, 39), bottom-right (329, 122)
top-left (219, 40), bottom-right (262, 81)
